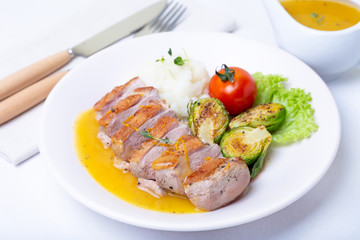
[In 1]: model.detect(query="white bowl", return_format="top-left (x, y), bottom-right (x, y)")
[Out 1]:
top-left (263, 0), bottom-right (360, 81)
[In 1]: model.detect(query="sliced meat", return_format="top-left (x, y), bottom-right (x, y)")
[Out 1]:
top-left (111, 102), bottom-right (165, 160)
top-left (152, 154), bottom-right (192, 195)
top-left (188, 144), bottom-right (222, 171)
top-left (113, 159), bottom-right (130, 172)
top-left (164, 123), bottom-right (191, 140)
top-left (184, 157), bottom-right (250, 211)
top-left (130, 124), bottom-right (191, 180)
top-left (94, 77), bottom-right (251, 211)
top-left (129, 116), bottom-right (179, 178)
top-left (97, 94), bottom-right (143, 148)
top-left (153, 135), bottom-right (205, 194)
top-left (98, 94), bottom-right (143, 127)
top-left (130, 116), bottom-right (179, 163)
top-left (97, 131), bottom-right (112, 149)
top-left (122, 109), bottom-right (176, 159)
top-left (112, 100), bottom-right (177, 162)
top-left (93, 77), bottom-right (144, 118)
top-left (99, 87), bottom-right (160, 133)
top-left (137, 178), bottom-right (166, 198)
top-left (166, 135), bottom-right (205, 154)
top-left (97, 87), bottom-right (161, 148)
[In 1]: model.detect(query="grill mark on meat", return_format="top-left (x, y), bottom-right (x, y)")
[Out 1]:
top-left (129, 116), bottom-right (179, 164)
top-left (184, 158), bottom-right (250, 211)
top-left (94, 78), bottom-right (251, 210)
top-left (93, 77), bottom-right (142, 114)
top-left (147, 116), bottom-right (178, 138)
top-left (112, 104), bottom-right (164, 142)
top-left (121, 109), bottom-right (177, 160)
top-left (98, 87), bottom-right (160, 142)
top-left (130, 124), bottom-right (190, 180)
top-left (188, 144), bottom-right (222, 171)
top-left (184, 158), bottom-right (225, 185)
top-left (111, 103), bottom-right (164, 159)
top-left (98, 94), bottom-right (143, 126)
top-left (132, 86), bottom-right (156, 94)
top-left (166, 135), bottom-right (204, 154)
top-left (112, 100), bottom-right (177, 163)
top-left (152, 135), bottom-right (204, 170)
top-left (155, 154), bottom-right (193, 195)
top-left (150, 135), bottom-right (205, 194)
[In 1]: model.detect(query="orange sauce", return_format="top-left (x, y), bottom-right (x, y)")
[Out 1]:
top-left (280, 0), bottom-right (360, 30)
top-left (74, 109), bottom-right (203, 213)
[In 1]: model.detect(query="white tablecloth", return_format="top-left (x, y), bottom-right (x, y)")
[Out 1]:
top-left (0, 0), bottom-right (236, 165)
top-left (1, 0), bottom-right (360, 239)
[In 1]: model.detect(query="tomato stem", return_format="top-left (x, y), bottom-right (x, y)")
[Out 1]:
top-left (215, 64), bottom-right (235, 83)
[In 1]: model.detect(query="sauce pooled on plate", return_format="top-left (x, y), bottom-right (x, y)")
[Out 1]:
top-left (74, 109), bottom-right (203, 213)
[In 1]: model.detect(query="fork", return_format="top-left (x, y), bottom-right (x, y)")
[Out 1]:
top-left (135, 1), bottom-right (187, 37)
top-left (0, 1), bottom-right (187, 125)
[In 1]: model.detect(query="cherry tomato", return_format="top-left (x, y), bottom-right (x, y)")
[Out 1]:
top-left (209, 65), bottom-right (257, 115)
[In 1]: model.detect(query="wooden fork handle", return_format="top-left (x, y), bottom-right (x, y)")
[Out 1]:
top-left (0, 50), bottom-right (72, 101)
top-left (0, 70), bottom-right (67, 125)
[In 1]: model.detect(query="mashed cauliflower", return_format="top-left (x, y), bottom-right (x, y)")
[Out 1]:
top-left (138, 50), bottom-right (210, 118)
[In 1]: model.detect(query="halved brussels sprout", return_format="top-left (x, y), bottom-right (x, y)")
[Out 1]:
top-left (229, 103), bottom-right (286, 132)
top-left (187, 98), bottom-right (229, 144)
top-left (220, 126), bottom-right (271, 178)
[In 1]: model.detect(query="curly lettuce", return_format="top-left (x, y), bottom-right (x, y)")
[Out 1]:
top-left (252, 72), bottom-right (318, 144)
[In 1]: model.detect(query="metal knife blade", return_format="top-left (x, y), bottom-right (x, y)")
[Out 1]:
top-left (0, 0), bottom-right (167, 101)
top-left (72, 0), bottom-right (167, 57)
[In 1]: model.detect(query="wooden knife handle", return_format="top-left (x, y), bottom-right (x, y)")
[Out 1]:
top-left (0, 70), bottom-right (67, 125)
top-left (0, 50), bottom-right (72, 101)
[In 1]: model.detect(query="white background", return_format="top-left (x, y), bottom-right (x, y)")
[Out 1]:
top-left (1, 0), bottom-right (360, 239)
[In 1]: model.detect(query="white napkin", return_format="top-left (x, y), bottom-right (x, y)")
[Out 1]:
top-left (0, 0), bottom-right (236, 165)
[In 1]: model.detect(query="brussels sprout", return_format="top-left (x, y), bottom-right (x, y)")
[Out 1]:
top-left (187, 98), bottom-right (229, 144)
top-left (229, 103), bottom-right (286, 132)
top-left (220, 126), bottom-right (271, 178)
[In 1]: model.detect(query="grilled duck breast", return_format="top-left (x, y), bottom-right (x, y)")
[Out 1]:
top-left (94, 78), bottom-right (250, 211)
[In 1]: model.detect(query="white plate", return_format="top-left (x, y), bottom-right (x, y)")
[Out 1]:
top-left (39, 32), bottom-right (341, 231)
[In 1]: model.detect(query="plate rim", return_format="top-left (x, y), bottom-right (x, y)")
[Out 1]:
top-left (39, 31), bottom-right (341, 231)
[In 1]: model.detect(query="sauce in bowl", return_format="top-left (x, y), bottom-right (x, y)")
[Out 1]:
top-left (280, 0), bottom-right (360, 31)
top-left (74, 109), bottom-right (203, 213)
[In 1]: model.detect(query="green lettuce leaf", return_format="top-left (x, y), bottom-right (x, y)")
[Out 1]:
top-left (252, 72), bottom-right (318, 144)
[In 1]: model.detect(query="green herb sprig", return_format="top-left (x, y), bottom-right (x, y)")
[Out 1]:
top-left (156, 57), bottom-right (165, 63)
top-left (140, 129), bottom-right (178, 144)
top-left (156, 48), bottom-right (187, 66)
top-left (174, 56), bottom-right (185, 66)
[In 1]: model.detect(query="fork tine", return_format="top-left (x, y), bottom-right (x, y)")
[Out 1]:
top-left (153, 2), bottom-right (179, 32)
top-left (161, 6), bottom-right (187, 32)
top-left (134, 1), bottom-right (187, 37)
top-left (149, 0), bottom-right (173, 28)
top-left (158, 4), bottom-right (185, 32)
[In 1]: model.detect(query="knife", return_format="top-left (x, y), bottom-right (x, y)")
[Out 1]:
top-left (0, 0), bottom-right (167, 102)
